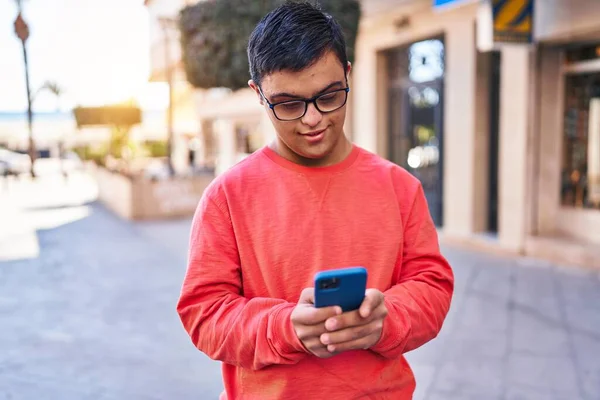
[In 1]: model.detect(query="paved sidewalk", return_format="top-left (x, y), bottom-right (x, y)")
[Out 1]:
top-left (0, 175), bottom-right (599, 399)
top-left (406, 251), bottom-right (600, 400)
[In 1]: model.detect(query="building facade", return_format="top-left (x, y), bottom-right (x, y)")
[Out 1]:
top-left (522, 0), bottom-right (600, 266)
top-left (352, 0), bottom-right (600, 268)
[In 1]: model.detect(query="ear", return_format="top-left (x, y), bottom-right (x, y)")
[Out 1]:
top-left (346, 61), bottom-right (352, 80)
top-left (248, 80), bottom-right (264, 105)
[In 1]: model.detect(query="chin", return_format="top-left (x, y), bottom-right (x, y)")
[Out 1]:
top-left (301, 147), bottom-right (337, 163)
top-left (279, 130), bottom-right (343, 162)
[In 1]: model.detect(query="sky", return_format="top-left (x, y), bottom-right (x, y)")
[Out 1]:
top-left (0, 0), bottom-right (168, 112)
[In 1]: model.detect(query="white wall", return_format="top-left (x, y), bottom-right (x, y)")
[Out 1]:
top-left (535, 0), bottom-right (600, 42)
top-left (497, 46), bottom-right (533, 252)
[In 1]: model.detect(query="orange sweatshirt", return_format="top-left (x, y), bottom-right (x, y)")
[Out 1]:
top-left (177, 144), bottom-right (454, 400)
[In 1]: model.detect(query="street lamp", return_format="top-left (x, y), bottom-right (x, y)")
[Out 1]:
top-left (13, 0), bottom-right (36, 177)
top-left (158, 16), bottom-right (178, 177)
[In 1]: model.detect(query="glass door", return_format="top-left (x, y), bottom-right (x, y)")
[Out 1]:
top-left (387, 38), bottom-right (445, 226)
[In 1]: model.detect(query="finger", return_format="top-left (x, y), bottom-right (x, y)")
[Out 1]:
top-left (325, 303), bottom-right (387, 332)
top-left (294, 322), bottom-right (329, 342)
top-left (359, 289), bottom-right (384, 318)
top-left (325, 331), bottom-right (381, 353)
top-left (321, 318), bottom-right (383, 346)
top-left (302, 338), bottom-right (335, 359)
top-left (294, 304), bottom-right (342, 326)
top-left (325, 309), bottom-right (363, 331)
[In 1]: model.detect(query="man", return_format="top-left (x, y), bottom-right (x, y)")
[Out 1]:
top-left (177, 2), bottom-right (454, 399)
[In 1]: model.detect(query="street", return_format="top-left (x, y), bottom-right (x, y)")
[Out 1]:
top-left (0, 174), bottom-right (599, 400)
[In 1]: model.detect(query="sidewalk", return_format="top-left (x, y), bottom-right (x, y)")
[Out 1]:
top-left (0, 173), bottom-right (599, 399)
top-left (0, 166), bottom-right (97, 261)
top-left (405, 250), bottom-right (600, 400)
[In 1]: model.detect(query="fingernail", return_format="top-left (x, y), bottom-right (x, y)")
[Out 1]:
top-left (361, 308), bottom-right (370, 317)
top-left (328, 345), bottom-right (335, 352)
top-left (335, 307), bottom-right (342, 315)
top-left (326, 319), bottom-right (336, 330)
top-left (321, 334), bottom-right (329, 344)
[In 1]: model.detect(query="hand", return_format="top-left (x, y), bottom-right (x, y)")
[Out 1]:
top-left (291, 288), bottom-right (342, 358)
top-left (319, 289), bottom-right (388, 353)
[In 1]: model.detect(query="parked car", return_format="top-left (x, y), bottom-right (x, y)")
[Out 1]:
top-left (0, 159), bottom-right (7, 177)
top-left (0, 148), bottom-right (31, 176)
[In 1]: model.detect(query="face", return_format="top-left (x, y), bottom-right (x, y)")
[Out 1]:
top-left (249, 50), bottom-right (352, 167)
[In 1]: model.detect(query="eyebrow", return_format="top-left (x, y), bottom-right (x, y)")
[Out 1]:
top-left (269, 81), bottom-right (344, 102)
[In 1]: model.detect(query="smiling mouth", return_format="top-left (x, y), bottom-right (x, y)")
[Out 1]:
top-left (301, 128), bottom-right (326, 137)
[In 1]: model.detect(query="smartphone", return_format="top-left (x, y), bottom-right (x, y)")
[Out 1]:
top-left (314, 267), bottom-right (367, 312)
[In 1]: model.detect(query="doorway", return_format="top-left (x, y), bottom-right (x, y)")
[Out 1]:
top-left (488, 51), bottom-right (501, 233)
top-left (387, 38), bottom-right (445, 226)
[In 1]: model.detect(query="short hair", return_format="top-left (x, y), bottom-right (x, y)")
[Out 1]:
top-left (247, 1), bottom-right (348, 86)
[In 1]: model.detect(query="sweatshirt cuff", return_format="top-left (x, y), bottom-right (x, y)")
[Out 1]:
top-left (273, 303), bottom-right (310, 356)
top-left (370, 298), bottom-right (410, 356)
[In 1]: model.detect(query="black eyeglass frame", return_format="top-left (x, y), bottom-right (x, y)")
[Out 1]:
top-left (258, 86), bottom-right (351, 121)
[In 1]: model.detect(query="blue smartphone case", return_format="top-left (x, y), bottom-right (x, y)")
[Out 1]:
top-left (314, 267), bottom-right (367, 312)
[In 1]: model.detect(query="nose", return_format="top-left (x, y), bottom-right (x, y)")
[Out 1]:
top-left (301, 102), bottom-right (323, 128)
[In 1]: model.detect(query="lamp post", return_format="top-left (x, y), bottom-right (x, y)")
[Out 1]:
top-left (13, 0), bottom-right (36, 177)
top-left (158, 16), bottom-right (177, 177)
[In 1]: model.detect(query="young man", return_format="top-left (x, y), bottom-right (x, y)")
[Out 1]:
top-left (177, 2), bottom-right (454, 399)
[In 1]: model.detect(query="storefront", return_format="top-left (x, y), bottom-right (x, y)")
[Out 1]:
top-left (538, 44), bottom-right (600, 239)
top-left (526, 1), bottom-right (600, 267)
top-left (354, 0), bottom-right (599, 268)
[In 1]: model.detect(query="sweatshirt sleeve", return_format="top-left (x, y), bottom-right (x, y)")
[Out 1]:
top-left (176, 193), bottom-right (309, 371)
top-left (370, 182), bottom-right (454, 359)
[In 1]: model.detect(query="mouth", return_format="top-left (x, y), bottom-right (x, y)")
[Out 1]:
top-left (300, 128), bottom-right (327, 137)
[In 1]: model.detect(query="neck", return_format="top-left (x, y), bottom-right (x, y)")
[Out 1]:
top-left (270, 136), bottom-right (353, 168)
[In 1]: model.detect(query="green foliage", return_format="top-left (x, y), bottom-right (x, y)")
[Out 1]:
top-left (179, 0), bottom-right (361, 91)
top-left (143, 140), bottom-right (169, 158)
top-left (108, 126), bottom-right (131, 159)
top-left (73, 140), bottom-right (169, 166)
top-left (72, 144), bottom-right (108, 165)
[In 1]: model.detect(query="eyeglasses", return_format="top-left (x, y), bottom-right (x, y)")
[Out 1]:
top-left (259, 87), bottom-right (350, 121)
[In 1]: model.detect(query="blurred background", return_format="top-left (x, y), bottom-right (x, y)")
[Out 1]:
top-left (1, 0), bottom-right (599, 399)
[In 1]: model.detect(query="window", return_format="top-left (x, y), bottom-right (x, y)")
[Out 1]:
top-left (561, 72), bottom-right (600, 209)
top-left (565, 43), bottom-right (600, 64)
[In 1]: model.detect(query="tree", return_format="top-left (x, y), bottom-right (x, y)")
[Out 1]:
top-left (34, 81), bottom-right (64, 111)
top-left (179, 0), bottom-right (361, 91)
top-left (36, 81), bottom-right (63, 103)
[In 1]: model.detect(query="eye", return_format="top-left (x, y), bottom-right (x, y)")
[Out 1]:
top-left (279, 101), bottom-right (304, 110)
top-left (318, 92), bottom-right (339, 103)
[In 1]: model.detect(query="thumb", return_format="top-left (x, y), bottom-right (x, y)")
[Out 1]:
top-left (359, 289), bottom-right (382, 318)
top-left (299, 287), bottom-right (315, 305)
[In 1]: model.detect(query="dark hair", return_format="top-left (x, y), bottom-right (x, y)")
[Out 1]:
top-left (247, 1), bottom-right (348, 86)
